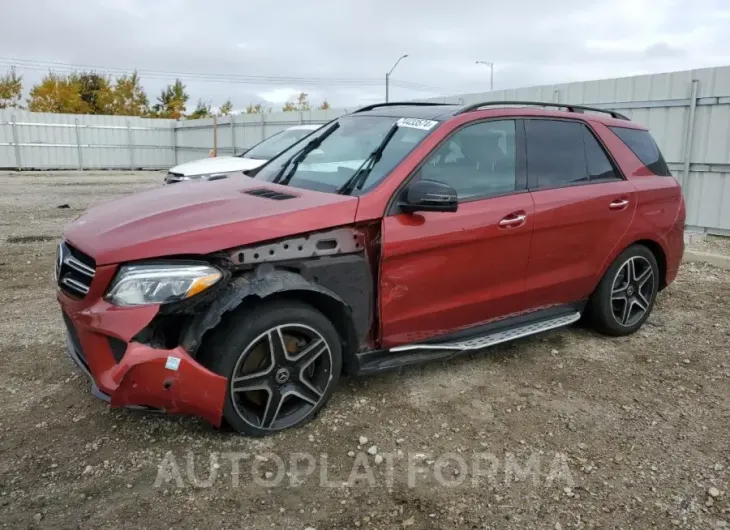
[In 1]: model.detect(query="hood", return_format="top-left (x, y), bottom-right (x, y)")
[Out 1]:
top-left (64, 177), bottom-right (359, 265)
top-left (169, 156), bottom-right (267, 176)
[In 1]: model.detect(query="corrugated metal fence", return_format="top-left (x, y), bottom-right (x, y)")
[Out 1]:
top-left (425, 66), bottom-right (730, 235)
top-left (0, 108), bottom-right (347, 170)
top-left (1, 65), bottom-right (729, 233)
top-left (0, 110), bottom-right (177, 170)
top-left (173, 108), bottom-right (345, 164)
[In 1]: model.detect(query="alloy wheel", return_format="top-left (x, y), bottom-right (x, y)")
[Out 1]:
top-left (229, 324), bottom-right (332, 431)
top-left (611, 256), bottom-right (655, 327)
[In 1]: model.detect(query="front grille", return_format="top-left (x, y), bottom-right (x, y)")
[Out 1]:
top-left (242, 188), bottom-right (296, 200)
top-left (63, 312), bottom-right (90, 372)
top-left (56, 242), bottom-right (96, 298)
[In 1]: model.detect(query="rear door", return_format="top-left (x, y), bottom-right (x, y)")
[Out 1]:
top-left (524, 119), bottom-right (636, 307)
top-left (379, 119), bottom-right (536, 348)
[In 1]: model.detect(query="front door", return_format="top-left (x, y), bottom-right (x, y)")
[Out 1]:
top-left (379, 119), bottom-right (536, 348)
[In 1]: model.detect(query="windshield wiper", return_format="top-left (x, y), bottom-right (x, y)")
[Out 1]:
top-left (272, 122), bottom-right (340, 186)
top-left (337, 123), bottom-right (399, 195)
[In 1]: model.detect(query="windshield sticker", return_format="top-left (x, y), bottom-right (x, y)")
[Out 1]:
top-left (396, 118), bottom-right (439, 131)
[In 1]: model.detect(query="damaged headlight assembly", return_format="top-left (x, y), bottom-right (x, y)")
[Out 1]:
top-left (105, 263), bottom-right (223, 307)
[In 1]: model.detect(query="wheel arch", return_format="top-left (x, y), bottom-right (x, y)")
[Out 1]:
top-left (632, 239), bottom-right (668, 289)
top-left (597, 237), bottom-right (669, 292)
top-left (180, 267), bottom-right (362, 373)
top-left (263, 289), bottom-right (360, 375)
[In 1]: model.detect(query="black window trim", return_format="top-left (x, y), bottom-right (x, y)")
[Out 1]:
top-left (524, 117), bottom-right (626, 192)
top-left (386, 117), bottom-right (528, 216)
top-left (608, 124), bottom-right (672, 177)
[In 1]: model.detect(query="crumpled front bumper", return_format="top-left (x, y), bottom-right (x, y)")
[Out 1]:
top-left (59, 285), bottom-right (227, 427)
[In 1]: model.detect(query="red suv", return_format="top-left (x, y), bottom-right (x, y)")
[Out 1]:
top-left (57, 101), bottom-right (685, 436)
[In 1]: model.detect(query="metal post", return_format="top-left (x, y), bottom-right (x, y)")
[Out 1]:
top-left (553, 89), bottom-right (560, 103)
top-left (74, 118), bottom-right (83, 170)
top-left (126, 121), bottom-right (134, 170)
top-left (384, 55), bottom-right (407, 103)
top-left (10, 115), bottom-right (21, 170)
top-left (476, 61), bottom-right (494, 93)
top-left (230, 115), bottom-right (236, 156)
top-left (299, 111), bottom-right (304, 125)
top-left (212, 115), bottom-right (218, 157)
top-left (681, 79), bottom-right (700, 186)
top-left (260, 112), bottom-right (266, 142)
top-left (171, 123), bottom-right (178, 165)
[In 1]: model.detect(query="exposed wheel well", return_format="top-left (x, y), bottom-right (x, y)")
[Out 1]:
top-left (263, 290), bottom-right (360, 374)
top-left (631, 239), bottom-right (668, 289)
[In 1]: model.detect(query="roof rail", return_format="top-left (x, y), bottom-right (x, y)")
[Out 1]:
top-left (456, 100), bottom-right (630, 120)
top-left (352, 101), bottom-right (454, 114)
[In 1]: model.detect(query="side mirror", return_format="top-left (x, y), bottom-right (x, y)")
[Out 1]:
top-left (401, 179), bottom-right (458, 214)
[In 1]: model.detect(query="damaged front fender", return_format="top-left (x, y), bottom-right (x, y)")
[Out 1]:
top-left (180, 265), bottom-right (361, 355)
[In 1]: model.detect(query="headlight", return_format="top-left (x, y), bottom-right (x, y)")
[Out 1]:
top-left (105, 263), bottom-right (222, 307)
top-left (164, 172), bottom-right (234, 185)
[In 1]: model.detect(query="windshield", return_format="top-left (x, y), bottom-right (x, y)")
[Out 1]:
top-left (254, 115), bottom-right (438, 194)
top-left (242, 128), bottom-right (318, 160)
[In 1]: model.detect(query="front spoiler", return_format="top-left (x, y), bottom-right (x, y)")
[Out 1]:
top-left (65, 334), bottom-right (227, 426)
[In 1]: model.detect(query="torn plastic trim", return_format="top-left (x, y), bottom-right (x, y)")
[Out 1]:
top-left (180, 265), bottom-right (356, 355)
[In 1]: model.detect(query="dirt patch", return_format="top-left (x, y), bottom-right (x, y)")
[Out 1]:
top-left (6, 235), bottom-right (57, 244)
top-left (687, 234), bottom-right (730, 256)
top-left (0, 172), bottom-right (729, 530)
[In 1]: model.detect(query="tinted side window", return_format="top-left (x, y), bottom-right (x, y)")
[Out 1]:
top-left (609, 126), bottom-right (671, 176)
top-left (526, 120), bottom-right (587, 188)
top-left (419, 120), bottom-right (516, 200)
top-left (582, 126), bottom-right (619, 180)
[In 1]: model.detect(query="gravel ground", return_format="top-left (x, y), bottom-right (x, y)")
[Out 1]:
top-left (687, 235), bottom-right (730, 256)
top-left (1, 171), bottom-right (729, 530)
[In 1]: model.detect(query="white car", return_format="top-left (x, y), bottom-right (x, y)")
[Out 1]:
top-left (164, 124), bottom-right (322, 184)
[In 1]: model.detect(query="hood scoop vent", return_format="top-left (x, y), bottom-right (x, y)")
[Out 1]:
top-left (242, 188), bottom-right (297, 201)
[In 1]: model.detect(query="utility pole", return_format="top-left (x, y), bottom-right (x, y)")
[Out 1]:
top-left (476, 61), bottom-right (494, 92)
top-left (385, 54), bottom-right (409, 102)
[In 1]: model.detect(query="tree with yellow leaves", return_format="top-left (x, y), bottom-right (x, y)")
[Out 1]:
top-left (110, 72), bottom-right (149, 116)
top-left (245, 103), bottom-right (268, 114)
top-left (27, 71), bottom-right (116, 114)
top-left (218, 99), bottom-right (233, 116)
top-left (0, 67), bottom-right (23, 109)
top-left (282, 92), bottom-right (311, 112)
top-left (28, 73), bottom-right (88, 113)
top-left (151, 79), bottom-right (189, 119)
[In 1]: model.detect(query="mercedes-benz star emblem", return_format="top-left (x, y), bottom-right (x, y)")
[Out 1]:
top-left (55, 243), bottom-right (65, 282)
top-left (274, 367), bottom-right (290, 385)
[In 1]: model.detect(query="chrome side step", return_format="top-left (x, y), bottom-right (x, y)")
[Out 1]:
top-left (389, 311), bottom-right (581, 353)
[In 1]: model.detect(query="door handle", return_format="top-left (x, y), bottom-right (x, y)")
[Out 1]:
top-left (609, 199), bottom-right (629, 210)
top-left (498, 213), bottom-right (527, 228)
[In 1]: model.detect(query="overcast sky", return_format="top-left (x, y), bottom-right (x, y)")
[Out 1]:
top-left (2, 0), bottom-right (730, 111)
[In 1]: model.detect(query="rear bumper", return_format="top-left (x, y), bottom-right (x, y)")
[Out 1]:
top-left (59, 290), bottom-right (227, 427)
top-left (663, 215), bottom-right (685, 287)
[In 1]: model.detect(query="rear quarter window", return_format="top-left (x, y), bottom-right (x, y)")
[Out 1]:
top-left (609, 126), bottom-right (672, 176)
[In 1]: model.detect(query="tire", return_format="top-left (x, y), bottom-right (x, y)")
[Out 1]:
top-left (197, 299), bottom-right (342, 436)
top-left (586, 244), bottom-right (660, 337)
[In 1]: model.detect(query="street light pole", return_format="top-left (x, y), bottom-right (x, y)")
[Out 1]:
top-left (476, 61), bottom-right (494, 92)
top-left (385, 54), bottom-right (409, 102)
